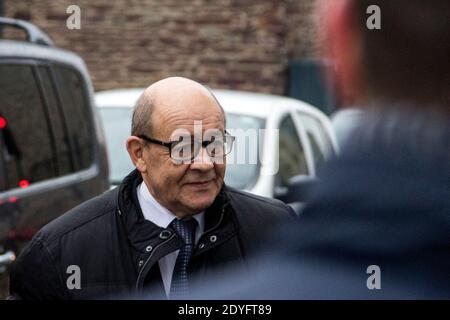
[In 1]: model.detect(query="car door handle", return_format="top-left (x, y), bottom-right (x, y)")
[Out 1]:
top-left (0, 251), bottom-right (16, 270)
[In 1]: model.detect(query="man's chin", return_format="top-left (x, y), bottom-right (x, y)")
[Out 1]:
top-left (183, 197), bottom-right (216, 215)
top-left (179, 184), bottom-right (221, 214)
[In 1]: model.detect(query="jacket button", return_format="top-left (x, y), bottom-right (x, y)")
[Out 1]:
top-left (138, 260), bottom-right (144, 268)
top-left (198, 243), bottom-right (205, 249)
top-left (210, 235), bottom-right (217, 243)
top-left (145, 245), bottom-right (153, 252)
top-left (159, 230), bottom-right (172, 239)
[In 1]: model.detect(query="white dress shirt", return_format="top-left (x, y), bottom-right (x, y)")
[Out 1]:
top-left (136, 181), bottom-right (204, 297)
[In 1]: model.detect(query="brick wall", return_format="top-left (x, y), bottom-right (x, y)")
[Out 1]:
top-left (3, 0), bottom-right (319, 94)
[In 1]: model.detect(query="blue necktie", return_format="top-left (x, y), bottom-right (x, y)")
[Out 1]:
top-left (169, 218), bottom-right (197, 299)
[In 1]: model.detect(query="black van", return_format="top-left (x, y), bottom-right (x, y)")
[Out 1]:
top-left (0, 18), bottom-right (109, 291)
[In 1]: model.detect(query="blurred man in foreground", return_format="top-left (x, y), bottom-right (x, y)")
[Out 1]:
top-left (194, 0), bottom-right (450, 299)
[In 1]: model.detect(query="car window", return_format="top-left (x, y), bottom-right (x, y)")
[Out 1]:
top-left (276, 114), bottom-right (309, 187)
top-left (38, 66), bottom-right (74, 175)
top-left (298, 112), bottom-right (333, 169)
top-left (224, 113), bottom-right (265, 190)
top-left (0, 64), bottom-right (58, 191)
top-left (54, 65), bottom-right (93, 171)
top-left (98, 107), bottom-right (134, 184)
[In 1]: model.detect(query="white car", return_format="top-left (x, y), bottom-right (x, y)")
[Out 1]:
top-left (95, 89), bottom-right (338, 202)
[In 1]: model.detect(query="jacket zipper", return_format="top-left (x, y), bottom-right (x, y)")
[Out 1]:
top-left (202, 205), bottom-right (226, 235)
top-left (194, 206), bottom-right (227, 253)
top-left (135, 233), bottom-right (176, 291)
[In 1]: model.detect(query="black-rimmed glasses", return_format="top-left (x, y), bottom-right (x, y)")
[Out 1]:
top-left (137, 131), bottom-right (235, 163)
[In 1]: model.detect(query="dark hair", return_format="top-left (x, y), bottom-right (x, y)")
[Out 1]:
top-left (131, 92), bottom-right (154, 136)
top-left (353, 0), bottom-right (450, 108)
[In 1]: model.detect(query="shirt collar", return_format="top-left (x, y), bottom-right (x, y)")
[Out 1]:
top-left (137, 181), bottom-right (205, 233)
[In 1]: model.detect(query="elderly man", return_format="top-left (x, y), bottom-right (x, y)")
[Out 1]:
top-left (9, 77), bottom-right (294, 300)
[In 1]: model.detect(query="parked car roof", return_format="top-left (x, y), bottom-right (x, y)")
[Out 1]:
top-left (95, 88), bottom-right (328, 120)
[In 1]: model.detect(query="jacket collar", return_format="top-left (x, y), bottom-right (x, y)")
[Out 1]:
top-left (117, 170), bottom-right (163, 253)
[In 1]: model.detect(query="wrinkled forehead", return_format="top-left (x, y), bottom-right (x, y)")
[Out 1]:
top-left (152, 93), bottom-right (225, 138)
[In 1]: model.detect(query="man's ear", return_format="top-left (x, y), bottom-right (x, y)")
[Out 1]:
top-left (126, 136), bottom-right (147, 173)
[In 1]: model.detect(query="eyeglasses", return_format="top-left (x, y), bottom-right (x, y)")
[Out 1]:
top-left (137, 131), bottom-right (235, 163)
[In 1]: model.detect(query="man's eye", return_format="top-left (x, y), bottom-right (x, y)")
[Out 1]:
top-left (173, 141), bottom-right (191, 148)
top-left (172, 141), bottom-right (195, 158)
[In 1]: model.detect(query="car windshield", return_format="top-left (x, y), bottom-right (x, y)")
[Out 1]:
top-left (98, 107), bottom-right (134, 185)
top-left (224, 113), bottom-right (265, 189)
top-left (98, 107), bottom-right (265, 190)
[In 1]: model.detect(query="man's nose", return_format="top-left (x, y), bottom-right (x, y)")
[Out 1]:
top-left (190, 147), bottom-right (214, 170)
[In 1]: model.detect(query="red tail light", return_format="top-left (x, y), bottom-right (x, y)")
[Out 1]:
top-left (0, 116), bottom-right (6, 129)
top-left (19, 179), bottom-right (29, 188)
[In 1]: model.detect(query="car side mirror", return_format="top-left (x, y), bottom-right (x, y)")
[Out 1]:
top-left (274, 175), bottom-right (319, 204)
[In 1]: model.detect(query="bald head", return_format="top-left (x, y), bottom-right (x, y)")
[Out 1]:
top-left (131, 77), bottom-right (225, 137)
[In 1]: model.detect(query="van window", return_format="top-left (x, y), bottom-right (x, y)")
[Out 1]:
top-left (38, 66), bottom-right (74, 175)
top-left (54, 66), bottom-right (93, 171)
top-left (0, 64), bottom-right (57, 191)
top-left (276, 114), bottom-right (309, 187)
